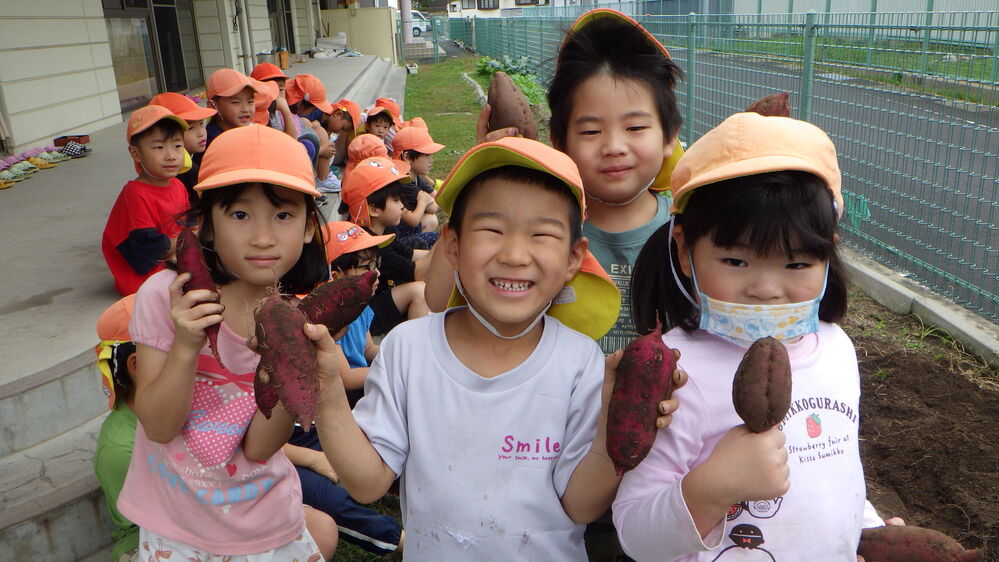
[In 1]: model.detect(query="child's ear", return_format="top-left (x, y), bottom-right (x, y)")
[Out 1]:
top-left (672, 224), bottom-right (692, 278)
top-left (565, 236), bottom-right (588, 283)
top-left (125, 352), bottom-right (138, 380)
top-left (127, 144), bottom-right (141, 164)
top-left (443, 223), bottom-right (460, 269)
top-left (663, 135), bottom-right (679, 162)
top-left (303, 215), bottom-right (317, 244)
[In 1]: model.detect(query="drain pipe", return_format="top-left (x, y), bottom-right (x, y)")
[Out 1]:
top-left (236, 0), bottom-right (254, 74)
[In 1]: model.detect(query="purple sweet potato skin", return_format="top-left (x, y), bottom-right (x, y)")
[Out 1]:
top-left (254, 293), bottom-right (318, 427)
top-left (487, 71), bottom-right (538, 140)
top-left (732, 337), bottom-right (792, 433)
top-left (858, 525), bottom-right (983, 562)
top-left (176, 227), bottom-right (224, 368)
top-left (607, 322), bottom-right (678, 476)
top-left (745, 91), bottom-right (791, 117)
top-left (297, 271), bottom-right (377, 334)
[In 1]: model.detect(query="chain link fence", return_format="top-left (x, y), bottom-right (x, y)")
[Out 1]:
top-left (447, 7), bottom-right (998, 324)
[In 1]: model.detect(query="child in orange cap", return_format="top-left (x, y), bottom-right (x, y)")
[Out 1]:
top-left (102, 105), bottom-right (190, 296)
top-left (313, 137), bottom-right (682, 559)
top-left (204, 68), bottom-right (260, 148)
top-left (340, 156), bottom-right (430, 335)
top-left (361, 106), bottom-right (395, 152)
top-left (149, 92), bottom-right (217, 202)
top-left (393, 126), bottom-right (444, 246)
top-left (616, 112), bottom-right (897, 560)
top-left (115, 124), bottom-right (338, 560)
top-left (250, 61), bottom-right (289, 97)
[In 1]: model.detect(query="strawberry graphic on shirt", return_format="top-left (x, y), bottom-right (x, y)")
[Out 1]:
top-left (806, 413), bottom-right (822, 438)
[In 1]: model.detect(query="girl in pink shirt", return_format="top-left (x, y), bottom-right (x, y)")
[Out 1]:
top-left (118, 125), bottom-right (336, 559)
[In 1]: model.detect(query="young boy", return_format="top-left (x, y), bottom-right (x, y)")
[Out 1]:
top-left (327, 98), bottom-right (362, 170)
top-left (148, 92), bottom-right (217, 203)
top-left (250, 61), bottom-right (289, 97)
top-left (393, 126), bottom-right (443, 242)
top-left (340, 156), bottom-right (429, 336)
top-left (101, 105), bottom-right (189, 295)
top-left (310, 137), bottom-right (682, 559)
top-left (362, 107), bottom-right (395, 149)
top-left (204, 68), bottom-right (260, 148)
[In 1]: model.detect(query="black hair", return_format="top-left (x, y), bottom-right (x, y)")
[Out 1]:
top-left (548, 16), bottom-right (683, 151)
top-left (401, 149), bottom-right (427, 162)
top-left (448, 165), bottom-right (583, 246)
top-left (631, 171), bottom-right (848, 335)
top-left (366, 180), bottom-right (404, 210)
top-left (330, 246), bottom-right (378, 273)
top-left (130, 119), bottom-right (185, 147)
top-left (366, 111), bottom-right (394, 128)
top-left (109, 341), bottom-right (137, 400)
top-left (182, 183), bottom-right (329, 295)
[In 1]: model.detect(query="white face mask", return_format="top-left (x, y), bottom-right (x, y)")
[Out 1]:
top-left (453, 271), bottom-right (551, 340)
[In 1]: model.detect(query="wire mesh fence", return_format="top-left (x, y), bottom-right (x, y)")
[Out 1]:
top-left (447, 8), bottom-right (998, 324)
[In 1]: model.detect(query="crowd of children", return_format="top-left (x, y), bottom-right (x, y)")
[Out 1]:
top-left (91, 8), bottom-right (910, 561)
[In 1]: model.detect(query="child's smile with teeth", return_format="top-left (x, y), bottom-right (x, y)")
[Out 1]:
top-left (492, 278), bottom-right (534, 292)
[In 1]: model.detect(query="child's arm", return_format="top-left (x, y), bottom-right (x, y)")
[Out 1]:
top-left (283, 443), bottom-right (339, 482)
top-left (306, 323), bottom-right (397, 503)
top-left (420, 224), bottom-right (456, 310)
top-left (241, 402), bottom-right (295, 462)
top-left (400, 190), bottom-right (434, 227)
top-left (275, 97), bottom-right (298, 139)
top-left (331, 134), bottom-right (349, 167)
top-left (363, 332), bottom-right (379, 363)
top-left (312, 122), bottom-right (334, 180)
top-left (132, 273), bottom-right (223, 443)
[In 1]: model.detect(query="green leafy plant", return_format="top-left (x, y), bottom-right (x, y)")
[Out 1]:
top-left (509, 73), bottom-right (546, 105)
top-left (476, 56), bottom-right (546, 106)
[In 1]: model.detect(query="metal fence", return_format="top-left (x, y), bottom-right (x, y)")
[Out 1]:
top-left (448, 9), bottom-right (998, 324)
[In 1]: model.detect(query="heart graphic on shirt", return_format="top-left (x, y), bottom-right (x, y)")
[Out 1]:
top-left (174, 452), bottom-right (186, 461)
top-left (226, 464), bottom-right (237, 476)
top-left (181, 382), bottom-right (257, 468)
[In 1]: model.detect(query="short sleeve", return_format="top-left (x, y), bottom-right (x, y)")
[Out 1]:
top-left (129, 270), bottom-right (178, 352)
top-left (351, 333), bottom-right (409, 476)
top-left (552, 340), bottom-right (604, 496)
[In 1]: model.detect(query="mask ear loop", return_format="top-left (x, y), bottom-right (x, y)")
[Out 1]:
top-left (667, 217), bottom-right (698, 308)
top-left (587, 176), bottom-right (656, 207)
top-left (453, 271), bottom-right (550, 340)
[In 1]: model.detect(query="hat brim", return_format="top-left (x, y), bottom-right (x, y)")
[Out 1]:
top-left (409, 141), bottom-right (445, 155)
top-left (214, 81), bottom-right (261, 98)
top-left (436, 143), bottom-right (583, 215)
top-left (195, 167), bottom-right (320, 197)
top-left (257, 73), bottom-right (289, 82)
top-left (650, 141), bottom-right (684, 192)
top-left (312, 99), bottom-right (334, 114)
top-left (175, 107), bottom-right (217, 121)
top-left (567, 9), bottom-right (671, 59)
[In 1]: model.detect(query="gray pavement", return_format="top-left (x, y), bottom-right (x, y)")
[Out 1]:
top-left (0, 54), bottom-right (400, 388)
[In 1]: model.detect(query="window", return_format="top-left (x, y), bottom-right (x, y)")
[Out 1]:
top-left (462, 0), bottom-right (474, 8)
top-left (514, 0), bottom-right (538, 4)
top-left (477, 0), bottom-right (497, 9)
top-left (450, 3), bottom-right (458, 11)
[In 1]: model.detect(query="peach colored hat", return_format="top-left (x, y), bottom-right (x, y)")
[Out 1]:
top-left (374, 97), bottom-right (402, 125)
top-left (206, 68), bottom-right (259, 99)
top-left (342, 156), bottom-right (411, 227)
top-left (285, 76), bottom-right (304, 106)
top-left (95, 294), bottom-right (136, 410)
top-left (252, 78), bottom-right (280, 124)
top-left (436, 137), bottom-right (621, 340)
top-left (251, 62), bottom-right (288, 82)
top-left (344, 133), bottom-right (391, 181)
top-left (392, 126), bottom-right (444, 158)
top-left (195, 124), bottom-right (319, 197)
top-left (670, 112), bottom-right (843, 217)
top-left (148, 92), bottom-right (216, 121)
top-left (332, 99), bottom-right (362, 136)
top-left (126, 105), bottom-right (188, 144)
top-left (292, 74), bottom-right (333, 114)
top-left (364, 105), bottom-right (393, 124)
top-left (322, 220), bottom-right (395, 263)
top-left (398, 116), bottom-right (428, 131)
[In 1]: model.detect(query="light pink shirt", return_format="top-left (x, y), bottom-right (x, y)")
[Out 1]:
top-left (118, 270), bottom-right (304, 554)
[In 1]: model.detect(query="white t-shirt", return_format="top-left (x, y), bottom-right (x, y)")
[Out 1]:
top-left (352, 310), bottom-right (605, 560)
top-left (613, 323), bottom-right (884, 561)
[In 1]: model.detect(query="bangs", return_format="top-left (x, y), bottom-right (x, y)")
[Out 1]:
top-left (210, 182), bottom-right (305, 210)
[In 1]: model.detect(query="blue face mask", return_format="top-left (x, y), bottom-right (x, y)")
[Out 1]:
top-left (301, 108), bottom-right (323, 122)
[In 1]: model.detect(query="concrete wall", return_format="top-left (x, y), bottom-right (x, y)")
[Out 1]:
top-left (295, 0), bottom-right (315, 54)
top-left (0, 0), bottom-right (120, 154)
top-left (248, 0), bottom-right (276, 56)
top-left (322, 7), bottom-right (399, 63)
top-left (195, 0), bottom-right (276, 79)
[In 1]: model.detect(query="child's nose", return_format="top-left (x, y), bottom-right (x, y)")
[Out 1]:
top-left (496, 235), bottom-right (531, 266)
top-left (746, 275), bottom-right (784, 301)
top-left (601, 129), bottom-right (627, 156)
top-left (250, 221), bottom-right (276, 246)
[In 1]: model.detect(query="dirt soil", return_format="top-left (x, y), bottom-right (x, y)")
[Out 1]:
top-left (842, 288), bottom-right (999, 559)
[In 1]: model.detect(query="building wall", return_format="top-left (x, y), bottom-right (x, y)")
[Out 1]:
top-left (295, 0), bottom-right (315, 54)
top-left (196, 0), bottom-right (275, 78)
top-left (248, 0), bottom-right (276, 56)
top-left (0, 0), bottom-right (120, 154)
top-left (321, 7), bottom-right (398, 63)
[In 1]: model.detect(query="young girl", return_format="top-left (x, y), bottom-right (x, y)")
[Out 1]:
top-left (116, 124), bottom-right (334, 559)
top-left (615, 112), bottom-right (887, 560)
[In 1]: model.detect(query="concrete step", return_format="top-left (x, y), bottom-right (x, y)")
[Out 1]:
top-left (1, 415), bottom-right (114, 561)
top-left (341, 57), bottom-right (395, 109)
top-left (401, 39), bottom-right (445, 63)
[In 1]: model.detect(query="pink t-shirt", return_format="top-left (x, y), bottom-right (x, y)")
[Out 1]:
top-left (118, 270), bottom-right (304, 554)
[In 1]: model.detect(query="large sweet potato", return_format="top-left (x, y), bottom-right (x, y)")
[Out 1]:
top-left (607, 321), bottom-right (679, 476)
top-left (732, 337), bottom-right (792, 433)
top-left (297, 271), bottom-right (377, 335)
top-left (745, 91), bottom-right (791, 117)
top-left (254, 293), bottom-right (318, 427)
top-left (487, 71), bottom-right (538, 140)
top-left (176, 227), bottom-right (224, 368)
top-left (858, 525), bottom-right (983, 561)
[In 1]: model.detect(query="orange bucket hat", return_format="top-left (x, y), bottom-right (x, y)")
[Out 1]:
top-left (392, 127), bottom-right (445, 158)
top-left (332, 99), bottom-right (362, 136)
top-left (252, 78), bottom-right (280, 124)
top-left (206, 68), bottom-right (259, 99)
top-left (95, 294), bottom-right (136, 410)
top-left (670, 112), bottom-right (843, 218)
top-left (374, 97), bottom-right (402, 125)
top-left (323, 220), bottom-right (395, 263)
top-left (341, 156), bottom-right (411, 227)
top-left (561, 8), bottom-right (684, 193)
top-left (251, 62), bottom-right (288, 82)
top-left (344, 133), bottom-right (399, 181)
top-left (195, 124), bottom-right (319, 197)
top-left (148, 92), bottom-right (216, 121)
top-left (435, 137), bottom-right (621, 340)
top-left (292, 74), bottom-right (333, 114)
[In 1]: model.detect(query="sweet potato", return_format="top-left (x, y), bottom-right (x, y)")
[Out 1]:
top-left (487, 71), bottom-right (538, 140)
top-left (858, 525), bottom-right (983, 561)
top-left (254, 293), bottom-right (318, 427)
top-left (297, 271), bottom-right (378, 335)
top-left (745, 91), bottom-right (791, 117)
top-left (606, 321), bottom-right (679, 476)
top-left (732, 337), bottom-right (792, 433)
top-left (176, 227), bottom-right (224, 368)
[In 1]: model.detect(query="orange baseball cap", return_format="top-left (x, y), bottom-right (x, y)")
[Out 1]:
top-left (342, 156), bottom-right (411, 227)
top-left (285, 76), bottom-right (304, 106)
top-left (252, 78), bottom-right (280, 124)
top-left (126, 104), bottom-right (188, 144)
top-left (251, 62), bottom-right (288, 82)
top-left (323, 220), bottom-right (395, 263)
top-left (392, 126), bottom-right (444, 158)
top-left (398, 116), bottom-right (428, 131)
top-left (344, 133), bottom-right (389, 180)
top-left (195, 124), bottom-right (319, 197)
top-left (670, 112), bottom-right (843, 218)
top-left (436, 137), bottom-right (620, 340)
top-left (332, 99), bottom-right (362, 136)
top-left (292, 74), bottom-right (333, 114)
top-left (95, 294), bottom-right (136, 410)
top-left (206, 68), bottom-right (260, 99)
top-left (148, 92), bottom-right (216, 121)
top-left (374, 97), bottom-right (402, 125)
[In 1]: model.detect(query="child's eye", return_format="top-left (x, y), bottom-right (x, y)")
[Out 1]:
top-left (627, 125), bottom-right (650, 132)
top-left (276, 211), bottom-right (293, 220)
top-left (722, 258), bottom-right (747, 267)
top-left (231, 211), bottom-right (248, 220)
top-left (787, 262), bottom-right (813, 270)
top-left (579, 129), bottom-right (600, 136)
